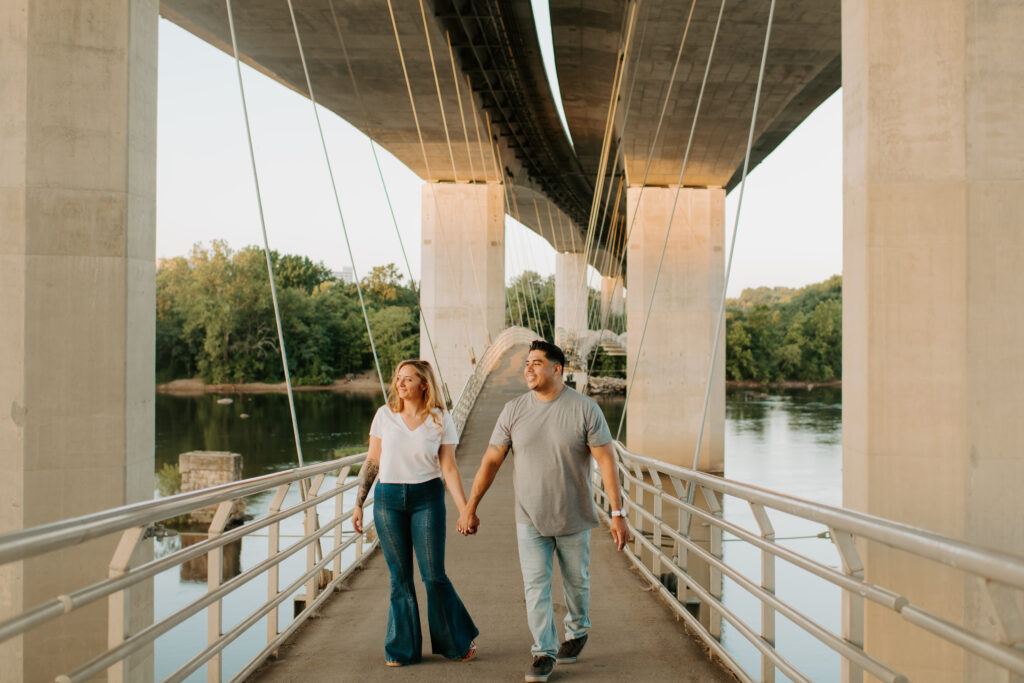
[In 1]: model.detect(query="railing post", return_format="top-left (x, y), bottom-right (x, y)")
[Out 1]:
top-left (702, 486), bottom-right (723, 640)
top-left (266, 484), bottom-right (290, 648)
top-left (750, 502), bottom-right (776, 683)
top-left (304, 475), bottom-right (326, 608)
top-left (630, 461), bottom-right (645, 557)
top-left (107, 526), bottom-right (145, 683)
top-left (831, 528), bottom-right (865, 683)
top-left (333, 466), bottom-right (352, 584)
top-left (667, 476), bottom-right (689, 602)
top-left (651, 470), bottom-right (664, 578)
top-left (207, 500), bottom-right (234, 683)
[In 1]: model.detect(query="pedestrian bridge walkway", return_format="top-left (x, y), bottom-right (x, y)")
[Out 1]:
top-left (2, 328), bottom-right (1024, 682)
top-left (250, 344), bottom-right (733, 682)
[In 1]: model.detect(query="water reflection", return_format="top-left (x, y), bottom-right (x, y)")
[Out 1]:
top-left (156, 391), bottom-right (383, 478)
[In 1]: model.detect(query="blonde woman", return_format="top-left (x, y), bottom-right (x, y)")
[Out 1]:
top-left (352, 359), bottom-right (478, 666)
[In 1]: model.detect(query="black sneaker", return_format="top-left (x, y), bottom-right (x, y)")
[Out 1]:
top-left (525, 655), bottom-right (556, 682)
top-left (556, 633), bottom-right (588, 663)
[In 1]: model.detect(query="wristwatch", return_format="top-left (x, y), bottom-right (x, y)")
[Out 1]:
top-left (611, 509), bottom-right (625, 518)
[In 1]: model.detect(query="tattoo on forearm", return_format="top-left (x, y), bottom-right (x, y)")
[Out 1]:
top-left (356, 461), bottom-right (379, 507)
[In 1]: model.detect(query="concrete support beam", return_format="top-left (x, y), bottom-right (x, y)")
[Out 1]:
top-left (555, 251), bottom-right (588, 348)
top-left (420, 182), bottom-right (505, 399)
top-left (0, 1), bottom-right (158, 680)
top-left (599, 275), bottom-right (624, 329)
top-left (625, 187), bottom-right (725, 472)
top-left (843, 2), bottom-right (1024, 680)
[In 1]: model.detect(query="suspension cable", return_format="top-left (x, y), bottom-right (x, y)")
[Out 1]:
top-left (616, 0), bottom-right (728, 441)
top-left (325, 0), bottom-right (452, 406)
top-left (224, 0), bottom-right (306, 473)
top-left (687, 0), bottom-right (777, 484)
top-left (285, 0), bottom-right (388, 399)
top-left (566, 0), bottom-right (641, 354)
top-left (387, 0), bottom-right (491, 360)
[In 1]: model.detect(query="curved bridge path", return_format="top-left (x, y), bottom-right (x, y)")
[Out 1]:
top-left (252, 346), bottom-right (734, 682)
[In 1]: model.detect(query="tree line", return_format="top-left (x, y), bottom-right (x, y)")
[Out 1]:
top-left (156, 244), bottom-right (840, 386)
top-left (726, 275), bottom-right (842, 383)
top-left (156, 241), bottom-right (419, 384)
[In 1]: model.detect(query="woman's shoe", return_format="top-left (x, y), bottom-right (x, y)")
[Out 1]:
top-left (460, 641), bottom-right (478, 662)
top-left (385, 660), bottom-right (403, 667)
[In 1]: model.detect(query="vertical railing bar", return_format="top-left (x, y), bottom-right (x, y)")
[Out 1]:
top-left (304, 474), bottom-right (326, 608)
top-left (831, 527), bottom-right (865, 683)
top-left (333, 466), bottom-right (353, 585)
top-left (653, 489), bottom-right (664, 578)
top-left (207, 500), bottom-right (235, 683)
top-left (106, 526), bottom-right (145, 683)
top-left (751, 502), bottom-right (776, 683)
top-left (266, 483), bottom-right (290, 649)
top-left (706, 485), bottom-right (723, 640)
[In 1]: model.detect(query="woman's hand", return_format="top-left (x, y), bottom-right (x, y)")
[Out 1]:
top-left (352, 506), bottom-right (364, 534)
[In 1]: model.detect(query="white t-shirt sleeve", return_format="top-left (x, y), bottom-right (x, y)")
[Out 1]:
top-left (440, 411), bottom-right (459, 445)
top-left (369, 406), bottom-right (386, 439)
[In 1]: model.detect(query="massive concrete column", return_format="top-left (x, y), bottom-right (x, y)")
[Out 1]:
top-left (599, 275), bottom-right (624, 329)
top-left (0, 1), bottom-right (157, 681)
top-left (420, 182), bottom-right (505, 399)
top-left (555, 251), bottom-right (588, 348)
top-left (625, 187), bottom-right (725, 472)
top-left (843, 2), bottom-right (1024, 680)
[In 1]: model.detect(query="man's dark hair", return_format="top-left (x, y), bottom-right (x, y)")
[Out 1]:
top-left (529, 340), bottom-right (566, 369)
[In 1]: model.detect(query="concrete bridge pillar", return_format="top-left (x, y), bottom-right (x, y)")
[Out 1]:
top-left (420, 182), bottom-right (505, 399)
top-left (599, 275), bottom-right (624, 328)
top-left (0, 1), bottom-right (158, 680)
top-left (624, 187), bottom-right (725, 473)
top-left (843, 2), bottom-right (1024, 680)
top-left (555, 251), bottom-right (588, 349)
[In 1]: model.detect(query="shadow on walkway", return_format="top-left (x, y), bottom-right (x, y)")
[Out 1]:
top-left (252, 346), bottom-right (734, 682)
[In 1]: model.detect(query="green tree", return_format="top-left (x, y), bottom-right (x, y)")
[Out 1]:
top-left (369, 306), bottom-right (419, 379)
top-left (273, 253), bottom-right (334, 293)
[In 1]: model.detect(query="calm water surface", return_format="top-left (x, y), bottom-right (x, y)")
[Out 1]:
top-left (154, 387), bottom-right (841, 681)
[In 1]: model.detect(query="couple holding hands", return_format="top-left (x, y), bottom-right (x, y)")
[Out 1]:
top-left (351, 340), bottom-right (630, 682)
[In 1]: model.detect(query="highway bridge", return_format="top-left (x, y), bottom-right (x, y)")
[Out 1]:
top-left (2, 0), bottom-right (1023, 681)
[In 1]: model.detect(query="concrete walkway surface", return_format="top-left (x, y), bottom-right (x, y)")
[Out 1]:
top-left (252, 346), bottom-right (735, 682)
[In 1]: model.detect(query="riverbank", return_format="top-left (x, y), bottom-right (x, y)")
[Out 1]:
top-left (727, 379), bottom-right (841, 391)
top-left (157, 374), bottom-right (840, 396)
top-left (157, 371), bottom-right (384, 396)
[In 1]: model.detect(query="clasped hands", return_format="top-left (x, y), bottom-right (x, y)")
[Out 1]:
top-left (455, 508), bottom-right (480, 536)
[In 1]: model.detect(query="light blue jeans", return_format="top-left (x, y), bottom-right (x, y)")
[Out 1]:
top-left (516, 523), bottom-right (592, 658)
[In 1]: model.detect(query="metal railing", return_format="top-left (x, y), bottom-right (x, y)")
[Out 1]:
top-left (0, 328), bottom-right (533, 682)
top-left (0, 454), bottom-right (377, 683)
top-left (450, 325), bottom-right (540, 435)
top-left (592, 443), bottom-right (1024, 682)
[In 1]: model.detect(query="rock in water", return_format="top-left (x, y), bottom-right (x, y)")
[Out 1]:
top-left (216, 397), bottom-right (233, 405)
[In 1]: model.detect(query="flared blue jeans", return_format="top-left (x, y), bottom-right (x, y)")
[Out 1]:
top-left (373, 478), bottom-right (478, 664)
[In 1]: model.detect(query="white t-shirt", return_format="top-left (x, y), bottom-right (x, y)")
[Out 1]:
top-left (369, 406), bottom-right (459, 484)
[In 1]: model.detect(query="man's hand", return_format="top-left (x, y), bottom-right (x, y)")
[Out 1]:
top-left (456, 508), bottom-right (480, 536)
top-left (609, 516), bottom-right (630, 551)
top-left (352, 506), bottom-right (364, 535)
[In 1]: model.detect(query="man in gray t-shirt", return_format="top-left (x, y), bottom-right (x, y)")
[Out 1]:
top-left (457, 340), bottom-right (630, 683)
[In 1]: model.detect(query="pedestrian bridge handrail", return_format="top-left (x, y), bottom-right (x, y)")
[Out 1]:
top-left (0, 451), bottom-right (378, 682)
top-left (0, 330), bottom-right (538, 682)
top-left (593, 443), bottom-right (1024, 683)
top-left (451, 326), bottom-right (541, 435)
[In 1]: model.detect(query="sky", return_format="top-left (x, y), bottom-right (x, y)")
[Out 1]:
top-left (156, 16), bottom-right (842, 299)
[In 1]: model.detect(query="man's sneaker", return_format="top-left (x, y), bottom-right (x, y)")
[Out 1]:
top-left (525, 655), bottom-right (555, 682)
top-left (556, 633), bottom-right (588, 663)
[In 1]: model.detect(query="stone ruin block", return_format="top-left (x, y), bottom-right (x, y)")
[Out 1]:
top-left (179, 451), bottom-right (246, 526)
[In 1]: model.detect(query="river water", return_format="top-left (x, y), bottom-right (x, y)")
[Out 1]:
top-left (154, 387), bottom-right (841, 681)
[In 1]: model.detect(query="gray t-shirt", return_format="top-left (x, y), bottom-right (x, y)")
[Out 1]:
top-left (489, 386), bottom-right (613, 536)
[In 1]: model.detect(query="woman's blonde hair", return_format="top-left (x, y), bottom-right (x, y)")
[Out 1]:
top-left (387, 359), bottom-right (445, 426)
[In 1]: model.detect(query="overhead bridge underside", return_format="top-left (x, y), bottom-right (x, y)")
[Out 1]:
top-left (158, 0), bottom-right (840, 274)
